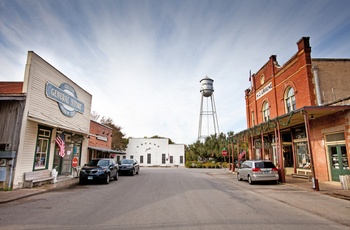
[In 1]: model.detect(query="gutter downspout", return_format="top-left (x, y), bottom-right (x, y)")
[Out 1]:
top-left (312, 65), bottom-right (322, 105)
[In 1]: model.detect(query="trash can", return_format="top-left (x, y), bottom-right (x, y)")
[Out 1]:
top-left (339, 175), bottom-right (350, 190)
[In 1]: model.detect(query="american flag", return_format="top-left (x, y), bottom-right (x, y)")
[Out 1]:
top-left (55, 132), bottom-right (65, 158)
top-left (238, 150), bottom-right (246, 160)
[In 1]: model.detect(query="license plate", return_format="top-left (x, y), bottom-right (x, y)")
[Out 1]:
top-left (263, 171), bottom-right (270, 174)
top-left (88, 176), bottom-right (93, 180)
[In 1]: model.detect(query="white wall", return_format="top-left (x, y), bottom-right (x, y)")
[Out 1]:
top-left (125, 138), bottom-right (185, 167)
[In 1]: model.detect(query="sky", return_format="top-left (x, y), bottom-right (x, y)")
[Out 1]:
top-left (1, 0), bottom-right (350, 145)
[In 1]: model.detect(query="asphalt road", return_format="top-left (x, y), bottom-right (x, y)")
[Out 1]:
top-left (0, 168), bottom-right (349, 230)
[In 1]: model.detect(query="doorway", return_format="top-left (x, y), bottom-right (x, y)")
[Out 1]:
top-left (328, 145), bottom-right (350, 181)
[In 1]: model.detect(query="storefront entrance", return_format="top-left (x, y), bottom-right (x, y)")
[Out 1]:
top-left (328, 145), bottom-right (350, 181)
top-left (53, 135), bottom-right (82, 176)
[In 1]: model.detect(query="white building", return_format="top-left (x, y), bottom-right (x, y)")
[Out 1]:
top-left (125, 138), bottom-right (185, 167)
top-left (8, 51), bottom-right (92, 189)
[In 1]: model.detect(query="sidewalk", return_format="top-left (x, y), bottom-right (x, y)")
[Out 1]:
top-left (1, 174), bottom-right (350, 204)
top-left (283, 175), bottom-right (350, 201)
top-left (0, 176), bottom-right (79, 204)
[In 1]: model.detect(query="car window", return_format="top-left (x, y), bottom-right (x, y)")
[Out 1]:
top-left (121, 159), bottom-right (133, 164)
top-left (87, 159), bottom-right (99, 166)
top-left (97, 159), bottom-right (109, 166)
top-left (255, 161), bottom-right (276, 168)
top-left (263, 162), bottom-right (276, 168)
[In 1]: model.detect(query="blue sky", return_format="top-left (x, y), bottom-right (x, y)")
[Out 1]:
top-left (1, 0), bottom-right (350, 145)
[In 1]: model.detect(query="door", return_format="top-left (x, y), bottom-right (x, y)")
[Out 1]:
top-left (328, 145), bottom-right (350, 181)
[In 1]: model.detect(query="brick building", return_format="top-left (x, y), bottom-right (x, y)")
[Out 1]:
top-left (233, 37), bottom-right (350, 185)
top-left (88, 120), bottom-right (125, 162)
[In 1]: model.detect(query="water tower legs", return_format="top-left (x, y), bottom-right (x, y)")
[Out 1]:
top-left (198, 93), bottom-right (220, 141)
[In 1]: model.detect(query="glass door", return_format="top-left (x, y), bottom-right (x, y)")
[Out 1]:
top-left (328, 145), bottom-right (350, 181)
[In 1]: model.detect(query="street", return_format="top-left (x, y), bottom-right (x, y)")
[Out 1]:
top-left (0, 167), bottom-right (349, 230)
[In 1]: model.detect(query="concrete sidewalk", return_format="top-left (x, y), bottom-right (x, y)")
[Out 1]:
top-left (1, 174), bottom-right (349, 204)
top-left (0, 176), bottom-right (79, 204)
top-left (283, 175), bottom-right (350, 201)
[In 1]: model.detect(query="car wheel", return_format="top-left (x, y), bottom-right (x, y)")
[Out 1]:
top-left (114, 172), bottom-right (119, 181)
top-left (105, 174), bottom-right (110, 184)
top-left (237, 173), bottom-right (242, 181)
top-left (248, 175), bottom-right (253, 185)
top-left (131, 169), bottom-right (135, 176)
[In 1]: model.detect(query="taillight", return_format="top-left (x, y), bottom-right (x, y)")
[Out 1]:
top-left (272, 168), bottom-right (278, 171)
top-left (252, 168), bottom-right (261, 172)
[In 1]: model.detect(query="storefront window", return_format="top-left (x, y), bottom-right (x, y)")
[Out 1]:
top-left (34, 128), bottom-right (51, 170)
top-left (296, 142), bottom-right (310, 169)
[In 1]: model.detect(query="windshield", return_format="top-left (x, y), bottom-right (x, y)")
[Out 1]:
top-left (120, 159), bottom-right (133, 164)
top-left (87, 159), bottom-right (109, 167)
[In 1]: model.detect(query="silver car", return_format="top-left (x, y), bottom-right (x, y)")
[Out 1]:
top-left (237, 160), bottom-right (279, 184)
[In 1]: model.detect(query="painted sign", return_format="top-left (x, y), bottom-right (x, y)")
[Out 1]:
top-left (256, 82), bottom-right (273, 99)
top-left (46, 82), bottom-right (85, 117)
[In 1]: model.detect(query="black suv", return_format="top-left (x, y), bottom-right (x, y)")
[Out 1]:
top-left (79, 158), bottom-right (119, 184)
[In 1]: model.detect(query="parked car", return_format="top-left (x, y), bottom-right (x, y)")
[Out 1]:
top-left (79, 158), bottom-right (119, 184)
top-left (118, 159), bottom-right (140, 176)
top-left (237, 160), bottom-right (279, 184)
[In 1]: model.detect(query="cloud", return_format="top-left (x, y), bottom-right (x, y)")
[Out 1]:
top-left (1, 0), bottom-right (350, 144)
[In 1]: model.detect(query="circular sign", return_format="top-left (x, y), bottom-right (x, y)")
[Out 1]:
top-left (72, 157), bottom-right (79, 168)
top-left (222, 150), bottom-right (227, 157)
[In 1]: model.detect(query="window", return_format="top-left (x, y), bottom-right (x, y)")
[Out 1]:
top-left (140, 155), bottom-right (143, 164)
top-left (296, 142), bottom-right (310, 169)
top-left (251, 111), bottom-right (255, 126)
top-left (130, 155), bottom-right (133, 159)
top-left (180, 156), bottom-right (184, 164)
top-left (147, 154), bottom-right (151, 164)
top-left (162, 154), bottom-right (166, 164)
top-left (34, 127), bottom-right (52, 170)
top-left (170, 156), bottom-right (173, 164)
top-left (285, 87), bottom-right (296, 113)
top-left (262, 101), bottom-right (270, 122)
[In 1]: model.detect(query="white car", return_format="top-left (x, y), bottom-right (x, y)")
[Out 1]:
top-left (237, 160), bottom-right (279, 184)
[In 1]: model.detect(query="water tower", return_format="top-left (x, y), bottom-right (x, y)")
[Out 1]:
top-left (198, 76), bottom-right (219, 141)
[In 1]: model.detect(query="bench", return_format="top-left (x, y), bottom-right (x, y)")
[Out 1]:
top-left (291, 173), bottom-right (310, 179)
top-left (292, 169), bottom-right (312, 181)
top-left (24, 170), bottom-right (54, 188)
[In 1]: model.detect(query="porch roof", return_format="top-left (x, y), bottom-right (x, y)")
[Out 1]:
top-left (88, 146), bottom-right (126, 154)
top-left (234, 105), bottom-right (350, 139)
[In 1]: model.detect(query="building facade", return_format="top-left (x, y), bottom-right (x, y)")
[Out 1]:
top-left (1, 51), bottom-right (92, 189)
top-left (125, 138), bottom-right (185, 167)
top-left (0, 82), bottom-right (26, 189)
top-left (233, 37), bottom-right (350, 184)
top-left (88, 120), bottom-right (125, 161)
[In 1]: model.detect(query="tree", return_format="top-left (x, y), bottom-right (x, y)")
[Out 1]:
top-left (91, 111), bottom-right (100, 121)
top-left (185, 131), bottom-right (235, 162)
top-left (100, 116), bottom-right (128, 151)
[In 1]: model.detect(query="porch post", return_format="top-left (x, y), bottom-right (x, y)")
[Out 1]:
top-left (303, 111), bottom-right (320, 191)
top-left (277, 121), bottom-right (286, 183)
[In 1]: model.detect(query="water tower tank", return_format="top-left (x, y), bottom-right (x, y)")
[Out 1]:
top-left (200, 76), bottom-right (214, 97)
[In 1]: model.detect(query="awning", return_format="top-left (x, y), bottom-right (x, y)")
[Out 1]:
top-left (27, 110), bottom-right (89, 135)
top-left (234, 105), bottom-right (350, 139)
top-left (88, 146), bottom-right (126, 154)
